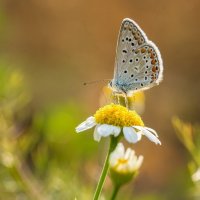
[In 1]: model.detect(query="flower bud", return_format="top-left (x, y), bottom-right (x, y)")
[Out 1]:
top-left (109, 143), bottom-right (143, 186)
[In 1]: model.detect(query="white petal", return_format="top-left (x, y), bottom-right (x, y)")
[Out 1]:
top-left (133, 126), bottom-right (158, 137)
top-left (109, 154), bottom-right (118, 167)
top-left (115, 143), bottom-right (125, 157)
top-left (132, 126), bottom-right (144, 132)
top-left (76, 116), bottom-right (96, 133)
top-left (135, 155), bottom-right (144, 169)
top-left (136, 131), bottom-right (142, 141)
top-left (96, 124), bottom-right (120, 138)
top-left (93, 124), bottom-right (101, 142)
top-left (143, 127), bottom-right (158, 137)
top-left (142, 129), bottom-right (161, 145)
top-left (129, 156), bottom-right (143, 171)
top-left (123, 127), bottom-right (141, 143)
top-left (76, 123), bottom-right (89, 132)
top-left (109, 143), bottom-right (125, 166)
top-left (77, 116), bottom-right (95, 127)
top-left (97, 124), bottom-right (114, 137)
top-left (112, 126), bottom-right (121, 137)
top-left (124, 148), bottom-right (135, 160)
top-left (86, 116), bottom-right (96, 123)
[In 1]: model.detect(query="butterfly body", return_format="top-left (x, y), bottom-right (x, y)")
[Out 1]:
top-left (109, 18), bottom-right (163, 96)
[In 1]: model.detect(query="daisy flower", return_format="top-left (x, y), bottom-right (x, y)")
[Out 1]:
top-left (75, 104), bottom-right (161, 145)
top-left (109, 142), bottom-right (143, 174)
top-left (109, 143), bottom-right (143, 189)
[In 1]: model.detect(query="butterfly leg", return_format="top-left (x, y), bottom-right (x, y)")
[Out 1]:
top-left (112, 91), bottom-right (117, 104)
top-left (124, 95), bottom-right (129, 109)
top-left (112, 91), bottom-right (121, 105)
top-left (121, 91), bottom-right (129, 109)
top-left (117, 95), bottom-right (120, 104)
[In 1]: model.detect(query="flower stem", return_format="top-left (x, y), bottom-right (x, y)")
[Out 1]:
top-left (110, 184), bottom-right (120, 200)
top-left (93, 136), bottom-right (118, 200)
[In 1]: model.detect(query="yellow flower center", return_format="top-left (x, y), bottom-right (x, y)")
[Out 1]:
top-left (113, 159), bottom-right (132, 174)
top-left (118, 158), bottom-right (128, 164)
top-left (94, 104), bottom-right (144, 127)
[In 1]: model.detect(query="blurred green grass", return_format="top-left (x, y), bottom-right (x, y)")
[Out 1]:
top-left (0, 63), bottom-right (99, 199)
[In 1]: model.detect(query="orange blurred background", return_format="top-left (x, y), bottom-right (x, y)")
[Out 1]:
top-left (0, 0), bottom-right (200, 199)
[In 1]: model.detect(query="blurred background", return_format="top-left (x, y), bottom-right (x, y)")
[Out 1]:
top-left (0, 0), bottom-right (200, 199)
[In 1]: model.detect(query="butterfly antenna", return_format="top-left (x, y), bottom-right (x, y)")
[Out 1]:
top-left (83, 79), bottom-right (111, 86)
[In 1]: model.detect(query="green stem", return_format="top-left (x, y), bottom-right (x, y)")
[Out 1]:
top-left (110, 184), bottom-right (120, 200)
top-left (93, 136), bottom-right (118, 200)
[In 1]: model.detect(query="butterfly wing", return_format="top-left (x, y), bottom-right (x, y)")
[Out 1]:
top-left (114, 18), bottom-right (147, 80)
top-left (121, 42), bottom-right (163, 95)
top-left (113, 18), bottom-right (163, 94)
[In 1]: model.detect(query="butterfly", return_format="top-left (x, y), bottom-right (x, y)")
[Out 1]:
top-left (109, 18), bottom-right (163, 101)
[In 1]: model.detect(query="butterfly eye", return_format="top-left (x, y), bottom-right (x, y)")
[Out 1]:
top-left (131, 74), bottom-right (134, 77)
top-left (122, 50), bottom-right (127, 53)
top-left (122, 60), bottom-right (125, 63)
top-left (131, 43), bottom-right (135, 46)
top-left (124, 70), bottom-right (127, 73)
top-left (129, 38), bottom-right (131, 42)
top-left (143, 56), bottom-right (146, 59)
top-left (145, 71), bottom-right (148, 74)
top-left (129, 59), bottom-right (133, 63)
top-left (141, 83), bottom-right (144, 86)
top-left (135, 58), bottom-right (139, 62)
top-left (122, 39), bottom-right (125, 42)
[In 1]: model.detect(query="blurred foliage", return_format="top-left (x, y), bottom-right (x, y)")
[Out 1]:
top-left (0, 63), bottom-right (98, 200)
top-left (0, 63), bottom-right (198, 200)
top-left (173, 117), bottom-right (200, 200)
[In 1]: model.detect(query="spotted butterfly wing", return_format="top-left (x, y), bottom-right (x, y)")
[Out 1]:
top-left (112, 18), bottom-right (163, 95)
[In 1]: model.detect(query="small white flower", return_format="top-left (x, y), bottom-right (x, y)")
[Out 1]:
top-left (75, 104), bottom-right (161, 145)
top-left (109, 143), bottom-right (143, 174)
